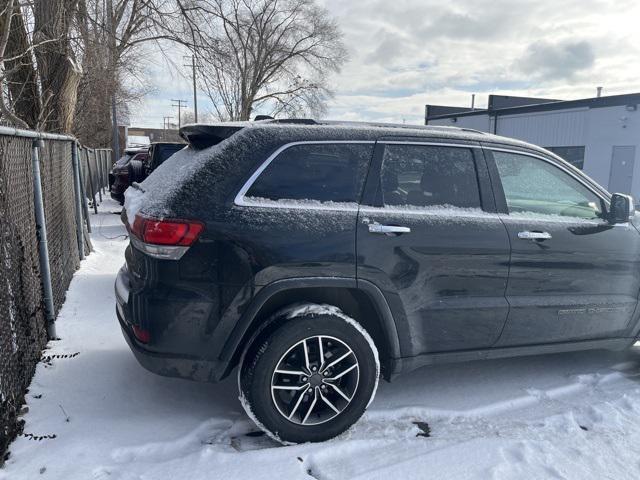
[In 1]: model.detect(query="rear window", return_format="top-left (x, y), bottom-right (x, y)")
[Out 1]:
top-left (245, 143), bottom-right (374, 204)
top-left (158, 145), bottom-right (184, 162)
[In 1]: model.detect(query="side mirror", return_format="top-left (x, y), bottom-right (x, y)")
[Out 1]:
top-left (609, 193), bottom-right (635, 223)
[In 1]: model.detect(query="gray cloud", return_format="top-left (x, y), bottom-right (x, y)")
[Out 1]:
top-left (134, 0), bottom-right (640, 127)
top-left (364, 30), bottom-right (408, 66)
top-left (518, 40), bottom-right (596, 80)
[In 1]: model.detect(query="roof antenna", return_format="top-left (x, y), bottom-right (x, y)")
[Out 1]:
top-left (596, 87), bottom-right (603, 98)
top-left (471, 94), bottom-right (476, 110)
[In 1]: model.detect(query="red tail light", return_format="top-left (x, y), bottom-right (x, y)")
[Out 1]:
top-left (133, 325), bottom-right (150, 343)
top-left (131, 214), bottom-right (204, 246)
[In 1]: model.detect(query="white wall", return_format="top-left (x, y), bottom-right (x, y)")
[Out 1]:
top-left (430, 114), bottom-right (491, 132)
top-left (495, 108), bottom-right (587, 147)
top-left (429, 105), bottom-right (640, 199)
top-left (583, 105), bottom-right (640, 197)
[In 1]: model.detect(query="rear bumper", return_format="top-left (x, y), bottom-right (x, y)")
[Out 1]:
top-left (115, 265), bottom-right (227, 382)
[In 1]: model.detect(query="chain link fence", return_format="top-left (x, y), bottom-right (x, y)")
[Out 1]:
top-left (80, 147), bottom-right (112, 214)
top-left (0, 128), bottom-right (111, 461)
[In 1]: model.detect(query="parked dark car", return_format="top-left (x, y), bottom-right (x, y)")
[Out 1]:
top-left (109, 147), bottom-right (148, 204)
top-left (115, 119), bottom-right (639, 444)
top-left (110, 142), bottom-right (185, 204)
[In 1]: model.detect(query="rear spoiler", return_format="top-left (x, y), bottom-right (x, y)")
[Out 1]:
top-left (179, 124), bottom-right (247, 150)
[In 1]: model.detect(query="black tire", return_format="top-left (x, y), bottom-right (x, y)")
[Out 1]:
top-left (128, 160), bottom-right (145, 183)
top-left (239, 306), bottom-right (379, 444)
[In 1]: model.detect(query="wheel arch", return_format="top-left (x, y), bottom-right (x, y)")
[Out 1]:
top-left (220, 277), bottom-right (401, 380)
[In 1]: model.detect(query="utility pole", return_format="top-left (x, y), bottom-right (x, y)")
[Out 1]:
top-left (184, 55), bottom-right (198, 123)
top-left (163, 116), bottom-right (173, 140)
top-left (171, 99), bottom-right (187, 129)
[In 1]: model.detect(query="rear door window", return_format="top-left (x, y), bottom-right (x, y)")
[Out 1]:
top-left (244, 143), bottom-right (374, 204)
top-left (381, 144), bottom-right (481, 209)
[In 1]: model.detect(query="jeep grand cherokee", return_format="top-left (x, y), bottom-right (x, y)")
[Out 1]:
top-left (115, 119), bottom-right (639, 443)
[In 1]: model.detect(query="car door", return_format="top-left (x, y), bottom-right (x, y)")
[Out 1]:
top-left (484, 146), bottom-right (640, 346)
top-left (356, 139), bottom-right (511, 356)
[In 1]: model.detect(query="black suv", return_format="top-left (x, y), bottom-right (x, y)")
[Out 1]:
top-left (115, 120), bottom-right (640, 444)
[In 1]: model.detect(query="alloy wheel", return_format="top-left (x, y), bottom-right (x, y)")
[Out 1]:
top-left (270, 335), bottom-right (360, 426)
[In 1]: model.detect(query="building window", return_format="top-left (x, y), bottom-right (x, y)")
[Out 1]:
top-left (545, 146), bottom-right (585, 170)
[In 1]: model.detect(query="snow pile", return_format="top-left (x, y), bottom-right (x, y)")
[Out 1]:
top-left (3, 198), bottom-right (640, 480)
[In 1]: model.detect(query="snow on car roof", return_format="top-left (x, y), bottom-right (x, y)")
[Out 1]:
top-left (178, 118), bottom-right (545, 153)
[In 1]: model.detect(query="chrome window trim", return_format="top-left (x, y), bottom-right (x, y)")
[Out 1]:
top-left (359, 206), bottom-right (501, 219)
top-left (233, 140), bottom-right (376, 209)
top-left (486, 147), bottom-right (611, 208)
top-left (239, 199), bottom-right (360, 212)
top-left (233, 140), bottom-right (610, 218)
top-left (379, 141), bottom-right (482, 148)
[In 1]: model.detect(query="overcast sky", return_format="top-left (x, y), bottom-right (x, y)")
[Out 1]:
top-left (130, 0), bottom-right (640, 128)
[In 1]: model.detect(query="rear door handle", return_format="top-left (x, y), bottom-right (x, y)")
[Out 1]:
top-left (368, 224), bottom-right (411, 234)
top-left (518, 231), bottom-right (552, 240)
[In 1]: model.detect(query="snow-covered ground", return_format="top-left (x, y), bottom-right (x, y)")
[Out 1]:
top-left (3, 198), bottom-right (640, 480)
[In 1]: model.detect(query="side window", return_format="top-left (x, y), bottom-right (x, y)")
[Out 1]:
top-left (245, 143), bottom-right (373, 203)
top-left (493, 151), bottom-right (603, 220)
top-left (381, 144), bottom-right (481, 209)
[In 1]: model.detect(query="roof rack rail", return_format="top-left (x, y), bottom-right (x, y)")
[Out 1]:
top-left (248, 117), bottom-right (489, 134)
top-left (269, 118), bottom-right (318, 125)
top-left (318, 119), bottom-right (487, 135)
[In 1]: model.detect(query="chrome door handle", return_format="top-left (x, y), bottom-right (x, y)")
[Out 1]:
top-left (368, 224), bottom-right (411, 234)
top-left (518, 231), bottom-right (552, 240)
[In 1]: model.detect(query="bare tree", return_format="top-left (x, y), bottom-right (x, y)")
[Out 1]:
top-left (72, 0), bottom-right (197, 145)
top-left (0, 0), bottom-right (187, 135)
top-left (0, 0), bottom-right (81, 132)
top-left (182, 0), bottom-right (347, 121)
top-left (1, 0), bottom-right (347, 135)
top-left (0, 0), bottom-right (41, 128)
top-left (33, 0), bottom-right (82, 132)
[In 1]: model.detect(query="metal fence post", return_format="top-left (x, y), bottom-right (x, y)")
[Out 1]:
top-left (71, 142), bottom-right (85, 260)
top-left (98, 150), bottom-right (104, 193)
top-left (104, 150), bottom-right (110, 191)
top-left (94, 150), bottom-right (103, 203)
top-left (78, 148), bottom-right (92, 233)
top-left (31, 138), bottom-right (57, 340)
top-left (85, 149), bottom-right (98, 214)
top-left (100, 149), bottom-right (108, 195)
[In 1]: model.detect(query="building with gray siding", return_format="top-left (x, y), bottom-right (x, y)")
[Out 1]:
top-left (425, 93), bottom-right (640, 201)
